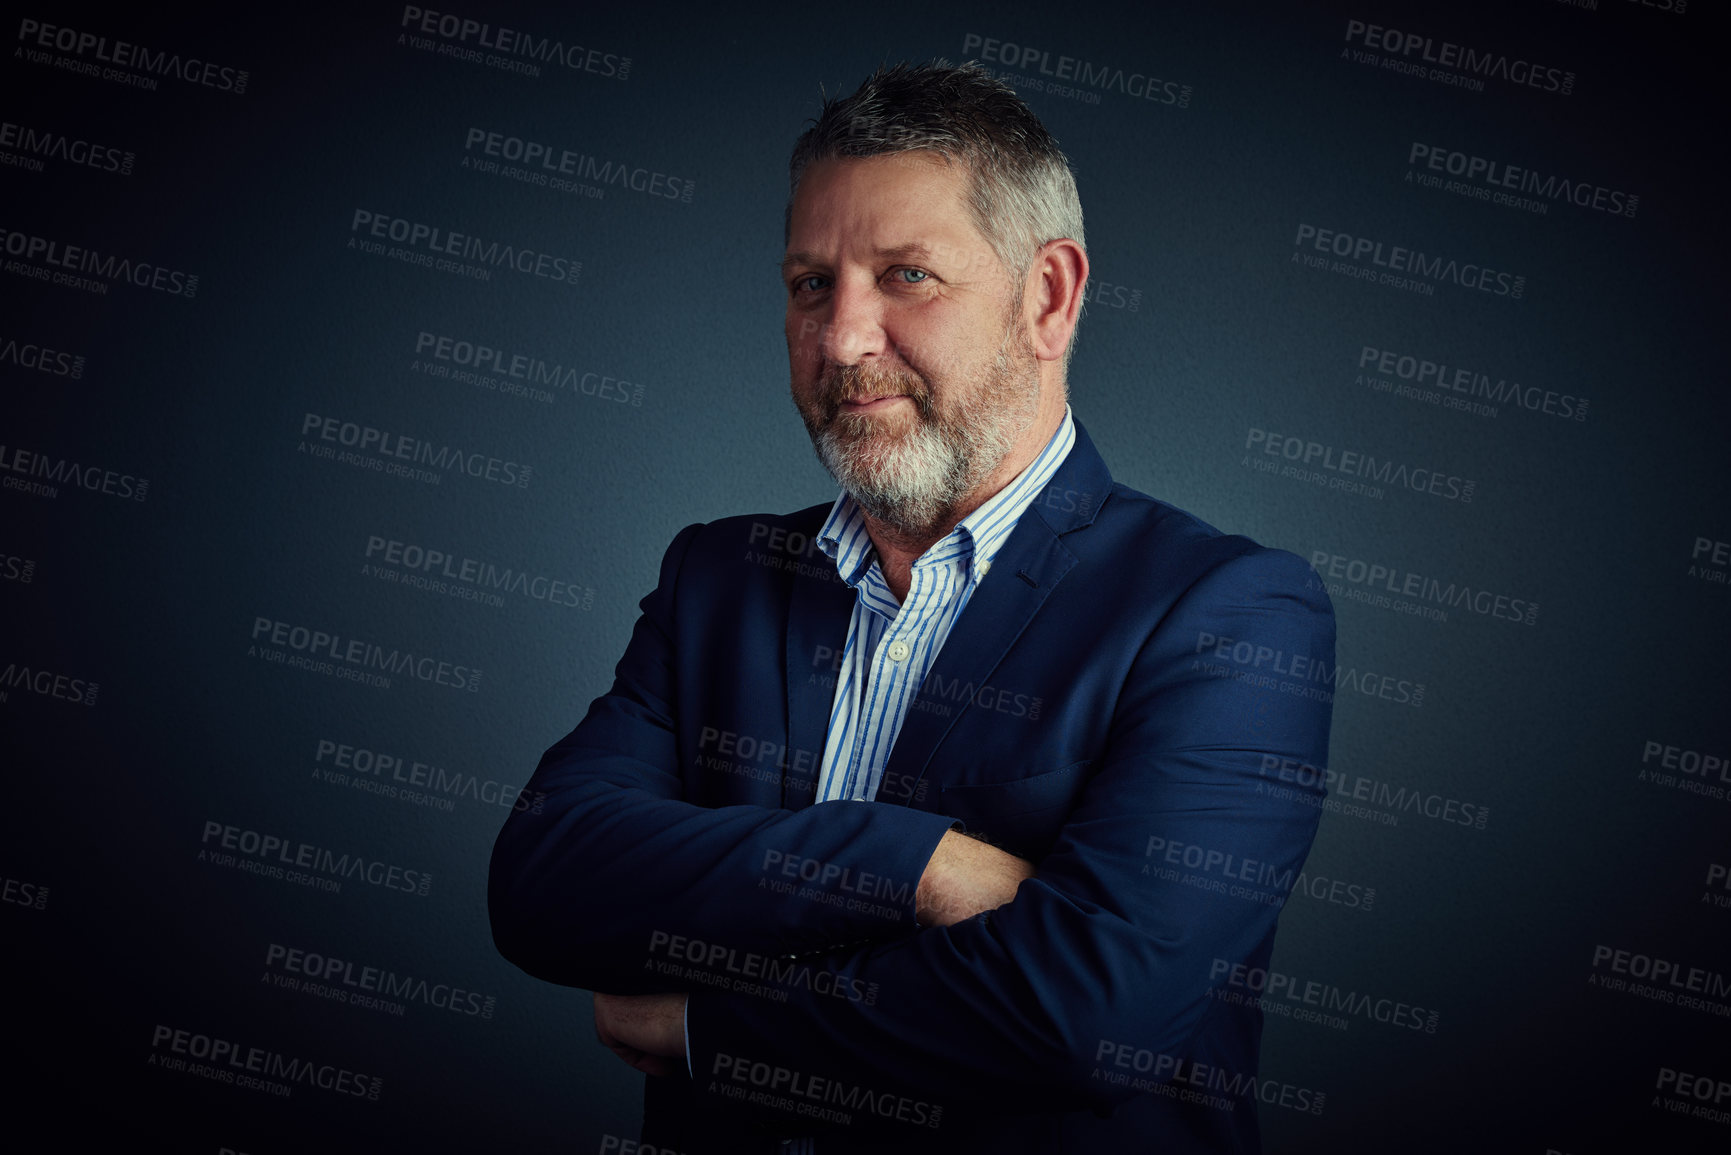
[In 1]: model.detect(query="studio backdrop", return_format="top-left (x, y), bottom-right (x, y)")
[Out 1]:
top-left (3, 1), bottom-right (1725, 1151)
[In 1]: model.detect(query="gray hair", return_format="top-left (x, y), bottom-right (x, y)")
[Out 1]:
top-left (786, 61), bottom-right (1087, 363)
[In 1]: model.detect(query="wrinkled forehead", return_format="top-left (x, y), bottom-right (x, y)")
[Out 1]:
top-left (784, 153), bottom-right (999, 277)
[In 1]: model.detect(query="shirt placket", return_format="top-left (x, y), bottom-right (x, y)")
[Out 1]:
top-left (844, 563), bottom-right (929, 802)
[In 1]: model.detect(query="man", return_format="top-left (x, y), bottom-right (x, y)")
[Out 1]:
top-left (489, 62), bottom-right (1334, 1153)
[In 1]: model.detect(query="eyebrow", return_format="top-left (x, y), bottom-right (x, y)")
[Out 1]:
top-left (780, 242), bottom-right (938, 277)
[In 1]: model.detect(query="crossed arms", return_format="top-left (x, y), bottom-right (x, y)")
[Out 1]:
top-left (589, 830), bottom-right (1034, 1078)
top-left (488, 520), bottom-right (1334, 1121)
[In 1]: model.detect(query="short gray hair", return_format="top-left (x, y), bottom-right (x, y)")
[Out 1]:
top-left (787, 61), bottom-right (1087, 359)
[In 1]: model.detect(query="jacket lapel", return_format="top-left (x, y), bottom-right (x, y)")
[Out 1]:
top-left (877, 524), bottom-right (1077, 807)
top-left (782, 537), bottom-right (854, 811)
top-left (881, 419), bottom-right (1116, 806)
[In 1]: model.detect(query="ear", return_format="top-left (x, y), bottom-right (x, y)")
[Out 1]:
top-left (1022, 239), bottom-right (1089, 363)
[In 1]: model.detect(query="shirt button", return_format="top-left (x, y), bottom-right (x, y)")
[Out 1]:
top-left (977, 561), bottom-right (991, 576)
top-left (886, 640), bottom-right (911, 662)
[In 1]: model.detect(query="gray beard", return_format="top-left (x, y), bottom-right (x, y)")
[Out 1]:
top-left (807, 319), bottom-right (1041, 537)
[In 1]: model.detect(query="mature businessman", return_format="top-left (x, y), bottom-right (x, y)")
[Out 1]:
top-left (489, 61), bottom-right (1335, 1153)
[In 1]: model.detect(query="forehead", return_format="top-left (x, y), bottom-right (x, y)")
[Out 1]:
top-left (785, 152), bottom-right (991, 268)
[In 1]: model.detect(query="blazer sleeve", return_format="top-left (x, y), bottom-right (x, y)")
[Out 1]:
top-left (681, 545), bottom-right (1335, 1122)
top-left (487, 521), bottom-right (958, 994)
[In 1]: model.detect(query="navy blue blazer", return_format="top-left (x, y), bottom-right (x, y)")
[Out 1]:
top-left (489, 419), bottom-right (1335, 1153)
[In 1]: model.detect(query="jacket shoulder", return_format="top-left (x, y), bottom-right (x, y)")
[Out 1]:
top-left (1093, 482), bottom-right (1321, 597)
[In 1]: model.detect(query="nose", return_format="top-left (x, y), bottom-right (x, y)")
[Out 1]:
top-left (817, 275), bottom-right (888, 367)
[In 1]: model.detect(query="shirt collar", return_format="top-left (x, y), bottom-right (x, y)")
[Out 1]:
top-left (816, 403), bottom-right (1076, 588)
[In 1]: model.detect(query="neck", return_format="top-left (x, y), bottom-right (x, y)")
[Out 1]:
top-left (860, 395), bottom-right (1065, 601)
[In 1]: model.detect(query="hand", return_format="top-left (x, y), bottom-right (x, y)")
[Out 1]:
top-left (593, 991), bottom-right (688, 1078)
top-left (915, 830), bottom-right (1036, 928)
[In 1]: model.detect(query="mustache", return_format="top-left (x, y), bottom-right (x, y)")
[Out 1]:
top-left (814, 360), bottom-right (933, 419)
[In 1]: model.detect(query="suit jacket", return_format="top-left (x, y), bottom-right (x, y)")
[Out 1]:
top-left (489, 418), bottom-right (1335, 1153)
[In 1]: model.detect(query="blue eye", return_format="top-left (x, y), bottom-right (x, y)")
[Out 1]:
top-left (792, 275), bottom-right (827, 294)
top-left (895, 268), bottom-right (929, 283)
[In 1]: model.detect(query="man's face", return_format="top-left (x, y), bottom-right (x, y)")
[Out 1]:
top-left (782, 152), bottom-right (1042, 535)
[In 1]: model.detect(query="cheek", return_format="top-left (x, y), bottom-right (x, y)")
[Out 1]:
top-left (881, 318), bottom-right (927, 370)
top-left (895, 324), bottom-right (965, 380)
top-left (786, 314), bottom-right (827, 358)
top-left (787, 349), bottom-right (822, 398)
